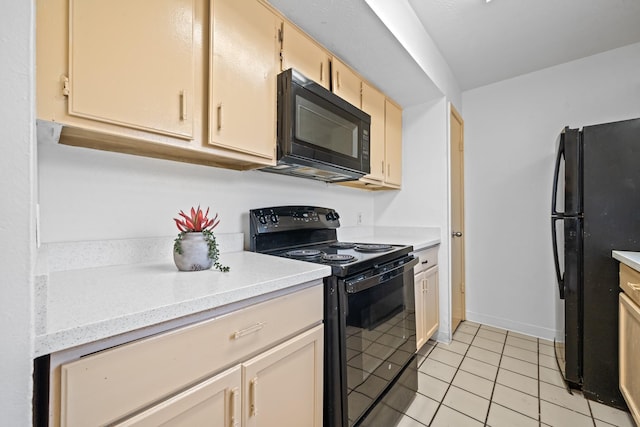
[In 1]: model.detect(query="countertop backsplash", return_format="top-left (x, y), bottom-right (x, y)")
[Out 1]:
top-left (37, 233), bottom-right (244, 274)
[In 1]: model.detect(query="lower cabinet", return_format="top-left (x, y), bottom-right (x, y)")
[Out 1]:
top-left (619, 263), bottom-right (640, 426)
top-left (414, 246), bottom-right (439, 351)
top-left (116, 326), bottom-right (323, 427)
top-left (57, 286), bottom-right (323, 427)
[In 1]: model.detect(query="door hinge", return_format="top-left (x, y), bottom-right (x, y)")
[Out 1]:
top-left (278, 22), bottom-right (284, 43)
top-left (62, 75), bottom-right (70, 96)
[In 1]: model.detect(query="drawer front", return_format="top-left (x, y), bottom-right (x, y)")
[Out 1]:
top-left (620, 264), bottom-right (640, 306)
top-left (413, 245), bottom-right (438, 273)
top-left (619, 293), bottom-right (640, 426)
top-left (60, 285), bottom-right (323, 426)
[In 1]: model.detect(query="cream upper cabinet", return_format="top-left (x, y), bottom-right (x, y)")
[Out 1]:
top-left (361, 82), bottom-right (386, 183)
top-left (209, 0), bottom-right (279, 163)
top-left (115, 366), bottom-right (241, 427)
top-left (280, 21), bottom-right (331, 89)
top-left (384, 99), bottom-right (403, 187)
top-left (332, 57), bottom-right (361, 109)
top-left (66, 0), bottom-right (196, 139)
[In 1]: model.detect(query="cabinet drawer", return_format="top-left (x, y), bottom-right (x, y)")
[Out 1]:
top-left (620, 264), bottom-right (640, 306)
top-left (60, 285), bottom-right (322, 426)
top-left (413, 245), bottom-right (438, 273)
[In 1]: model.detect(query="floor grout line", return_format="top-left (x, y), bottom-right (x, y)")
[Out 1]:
top-left (407, 322), bottom-right (634, 427)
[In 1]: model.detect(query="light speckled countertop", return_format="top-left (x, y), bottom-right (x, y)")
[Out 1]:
top-left (613, 250), bottom-right (640, 271)
top-left (35, 250), bottom-right (330, 357)
top-left (339, 226), bottom-right (441, 251)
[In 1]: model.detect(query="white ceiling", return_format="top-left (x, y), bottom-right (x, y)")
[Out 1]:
top-left (270, 0), bottom-right (640, 104)
top-left (409, 0), bottom-right (640, 91)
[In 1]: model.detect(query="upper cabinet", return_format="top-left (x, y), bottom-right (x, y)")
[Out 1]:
top-left (208, 0), bottom-right (279, 164)
top-left (36, 0), bottom-right (402, 186)
top-left (332, 58), bottom-right (361, 109)
top-left (280, 21), bottom-right (331, 90)
top-left (384, 99), bottom-right (403, 187)
top-left (361, 82), bottom-right (386, 183)
top-left (38, 0), bottom-right (200, 140)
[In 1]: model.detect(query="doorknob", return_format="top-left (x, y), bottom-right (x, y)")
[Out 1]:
top-left (452, 231), bottom-right (463, 237)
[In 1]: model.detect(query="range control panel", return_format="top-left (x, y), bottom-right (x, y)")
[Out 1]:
top-left (249, 206), bottom-right (340, 234)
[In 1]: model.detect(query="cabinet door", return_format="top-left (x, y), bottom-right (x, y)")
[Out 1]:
top-left (424, 266), bottom-right (440, 341)
top-left (361, 82), bottom-right (386, 183)
top-left (210, 0), bottom-right (279, 161)
top-left (620, 293), bottom-right (640, 426)
top-left (281, 21), bottom-right (330, 89)
top-left (68, 0), bottom-right (195, 139)
top-left (384, 99), bottom-right (402, 186)
top-left (332, 58), bottom-right (361, 109)
top-left (243, 325), bottom-right (323, 427)
top-left (115, 366), bottom-right (241, 427)
top-left (414, 271), bottom-right (427, 350)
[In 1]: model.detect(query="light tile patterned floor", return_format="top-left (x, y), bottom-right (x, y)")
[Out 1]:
top-left (394, 321), bottom-right (636, 427)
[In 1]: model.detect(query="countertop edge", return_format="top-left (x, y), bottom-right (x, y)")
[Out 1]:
top-left (613, 250), bottom-right (640, 272)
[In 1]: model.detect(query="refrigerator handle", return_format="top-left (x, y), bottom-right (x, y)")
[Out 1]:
top-left (551, 133), bottom-right (565, 216)
top-left (551, 217), bottom-right (565, 299)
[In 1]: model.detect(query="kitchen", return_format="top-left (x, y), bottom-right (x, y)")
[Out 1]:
top-left (3, 0), bottom-right (640, 426)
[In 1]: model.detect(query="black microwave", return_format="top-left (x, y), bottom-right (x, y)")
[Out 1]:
top-left (261, 69), bottom-right (371, 182)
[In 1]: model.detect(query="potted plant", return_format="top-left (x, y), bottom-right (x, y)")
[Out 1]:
top-left (173, 206), bottom-right (230, 272)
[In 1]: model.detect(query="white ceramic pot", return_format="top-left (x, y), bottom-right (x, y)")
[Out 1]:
top-left (173, 232), bottom-right (213, 271)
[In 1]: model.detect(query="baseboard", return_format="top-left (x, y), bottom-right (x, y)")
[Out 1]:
top-left (465, 311), bottom-right (557, 341)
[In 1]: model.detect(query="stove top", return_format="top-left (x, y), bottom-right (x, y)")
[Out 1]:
top-left (249, 206), bottom-right (414, 277)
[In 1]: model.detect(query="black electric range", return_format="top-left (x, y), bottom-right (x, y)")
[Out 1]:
top-left (250, 206), bottom-right (418, 427)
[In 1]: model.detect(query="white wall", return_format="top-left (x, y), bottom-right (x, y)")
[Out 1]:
top-left (0, 0), bottom-right (36, 424)
top-left (462, 42), bottom-right (640, 339)
top-left (38, 142), bottom-right (375, 245)
top-left (374, 96), bottom-right (452, 340)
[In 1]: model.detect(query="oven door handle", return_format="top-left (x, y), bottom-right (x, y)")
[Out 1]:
top-left (345, 256), bottom-right (418, 294)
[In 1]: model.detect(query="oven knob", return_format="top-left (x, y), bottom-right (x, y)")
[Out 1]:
top-left (270, 214), bottom-right (279, 224)
top-left (258, 215), bottom-right (267, 225)
top-left (326, 212), bottom-right (335, 221)
top-left (333, 211), bottom-right (340, 220)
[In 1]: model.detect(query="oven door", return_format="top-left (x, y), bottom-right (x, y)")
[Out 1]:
top-left (341, 256), bottom-right (418, 426)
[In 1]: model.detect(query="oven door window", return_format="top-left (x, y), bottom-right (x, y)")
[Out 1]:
top-left (344, 271), bottom-right (416, 426)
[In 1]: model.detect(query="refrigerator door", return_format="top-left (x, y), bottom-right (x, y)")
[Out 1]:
top-left (552, 128), bottom-right (582, 216)
top-left (581, 118), bottom-right (640, 407)
top-left (554, 216), bottom-right (582, 386)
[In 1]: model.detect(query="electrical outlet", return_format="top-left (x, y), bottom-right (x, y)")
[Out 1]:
top-left (357, 212), bottom-right (363, 225)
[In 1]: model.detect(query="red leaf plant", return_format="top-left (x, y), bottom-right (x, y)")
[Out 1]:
top-left (174, 206), bottom-right (220, 233)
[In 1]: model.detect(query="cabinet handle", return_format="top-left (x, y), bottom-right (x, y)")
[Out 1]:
top-left (320, 62), bottom-right (324, 82)
top-left (180, 90), bottom-right (187, 121)
top-left (217, 104), bottom-right (222, 131)
top-left (232, 322), bottom-right (265, 340)
top-left (250, 377), bottom-right (258, 417)
top-left (337, 71), bottom-right (341, 89)
top-left (388, 163), bottom-right (391, 177)
top-left (381, 161), bottom-right (384, 175)
top-left (628, 281), bottom-right (640, 291)
top-left (229, 387), bottom-right (239, 427)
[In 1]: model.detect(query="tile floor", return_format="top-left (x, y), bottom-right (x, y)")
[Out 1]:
top-left (393, 321), bottom-right (636, 427)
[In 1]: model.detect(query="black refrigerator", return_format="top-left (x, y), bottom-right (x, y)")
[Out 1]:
top-left (551, 117), bottom-right (640, 408)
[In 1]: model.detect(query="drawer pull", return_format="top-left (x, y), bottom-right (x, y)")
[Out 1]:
top-left (628, 281), bottom-right (640, 291)
top-left (232, 322), bottom-right (265, 340)
top-left (250, 377), bottom-right (258, 417)
top-left (421, 260), bottom-right (429, 265)
top-left (229, 387), bottom-right (239, 427)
